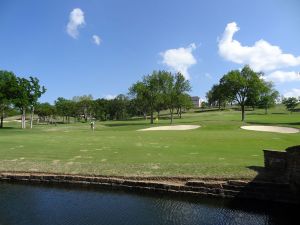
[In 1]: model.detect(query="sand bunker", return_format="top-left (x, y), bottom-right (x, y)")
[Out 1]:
top-left (138, 125), bottom-right (200, 131)
top-left (241, 125), bottom-right (299, 134)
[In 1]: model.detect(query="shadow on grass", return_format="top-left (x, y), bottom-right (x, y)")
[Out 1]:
top-left (194, 108), bottom-right (227, 113)
top-left (0, 127), bottom-right (16, 130)
top-left (246, 121), bottom-right (300, 126)
top-left (104, 122), bottom-right (150, 127)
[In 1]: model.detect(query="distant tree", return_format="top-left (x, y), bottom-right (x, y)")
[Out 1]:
top-left (220, 65), bottom-right (266, 121)
top-left (176, 94), bottom-right (193, 118)
top-left (282, 97), bottom-right (299, 113)
top-left (28, 77), bottom-right (46, 128)
top-left (14, 78), bottom-right (31, 128)
top-left (94, 98), bottom-right (109, 121)
top-left (206, 84), bottom-right (227, 109)
top-left (257, 81), bottom-right (279, 114)
top-left (114, 94), bottom-right (130, 120)
top-left (55, 97), bottom-right (75, 123)
top-left (200, 101), bottom-right (208, 109)
top-left (0, 70), bottom-right (18, 128)
top-left (73, 95), bottom-right (94, 122)
top-left (129, 81), bottom-right (151, 122)
top-left (35, 102), bottom-right (56, 124)
top-left (173, 73), bottom-right (192, 119)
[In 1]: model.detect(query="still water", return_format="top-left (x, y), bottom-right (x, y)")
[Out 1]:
top-left (0, 182), bottom-right (297, 225)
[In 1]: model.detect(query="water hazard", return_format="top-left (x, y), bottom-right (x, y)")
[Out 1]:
top-left (0, 182), bottom-right (297, 225)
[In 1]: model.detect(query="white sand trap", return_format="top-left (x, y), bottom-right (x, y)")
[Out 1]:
top-left (138, 125), bottom-right (200, 131)
top-left (241, 125), bottom-right (299, 134)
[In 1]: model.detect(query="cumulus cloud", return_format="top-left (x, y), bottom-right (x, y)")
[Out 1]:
top-left (67, 8), bottom-right (85, 39)
top-left (161, 43), bottom-right (197, 79)
top-left (284, 89), bottom-right (300, 98)
top-left (92, 35), bottom-right (101, 45)
top-left (218, 22), bottom-right (300, 71)
top-left (264, 71), bottom-right (300, 83)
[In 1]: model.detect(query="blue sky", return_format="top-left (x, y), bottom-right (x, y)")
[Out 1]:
top-left (1, 0), bottom-right (300, 103)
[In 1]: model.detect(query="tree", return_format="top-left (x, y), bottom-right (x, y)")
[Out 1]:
top-left (129, 81), bottom-right (148, 119)
top-left (55, 97), bottom-right (75, 123)
top-left (206, 84), bottom-right (226, 109)
top-left (173, 73), bottom-right (192, 119)
top-left (176, 93), bottom-right (193, 118)
top-left (0, 70), bottom-right (18, 128)
top-left (220, 65), bottom-right (266, 121)
top-left (73, 95), bottom-right (94, 122)
top-left (129, 77), bottom-right (156, 123)
top-left (14, 78), bottom-right (31, 128)
top-left (28, 77), bottom-right (46, 128)
top-left (257, 81), bottom-right (279, 114)
top-left (282, 97), bottom-right (299, 113)
top-left (35, 102), bottom-right (56, 124)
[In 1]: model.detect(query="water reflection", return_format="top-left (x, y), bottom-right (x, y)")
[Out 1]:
top-left (0, 182), bottom-right (297, 225)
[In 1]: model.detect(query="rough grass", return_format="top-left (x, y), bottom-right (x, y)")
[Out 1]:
top-left (0, 105), bottom-right (299, 179)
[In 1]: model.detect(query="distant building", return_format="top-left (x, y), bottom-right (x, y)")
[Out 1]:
top-left (191, 96), bottom-right (201, 108)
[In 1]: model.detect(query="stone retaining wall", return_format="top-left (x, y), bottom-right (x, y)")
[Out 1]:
top-left (263, 150), bottom-right (287, 171)
top-left (1, 172), bottom-right (299, 205)
top-left (264, 145), bottom-right (300, 191)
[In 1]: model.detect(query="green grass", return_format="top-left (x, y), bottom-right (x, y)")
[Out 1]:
top-left (0, 106), bottom-right (299, 179)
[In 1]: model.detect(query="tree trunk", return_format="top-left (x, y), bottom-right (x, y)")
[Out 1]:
top-left (150, 111), bottom-right (154, 124)
top-left (179, 107), bottom-right (182, 119)
top-left (30, 106), bottom-right (34, 129)
top-left (0, 109), bottom-right (4, 128)
top-left (22, 108), bottom-right (26, 129)
top-left (170, 108), bottom-right (174, 124)
top-left (241, 105), bottom-right (245, 121)
top-left (265, 107), bottom-right (268, 115)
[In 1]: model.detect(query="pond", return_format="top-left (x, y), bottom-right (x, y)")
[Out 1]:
top-left (0, 182), bottom-right (297, 225)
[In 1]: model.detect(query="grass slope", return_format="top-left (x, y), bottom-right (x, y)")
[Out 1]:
top-left (0, 106), bottom-right (299, 179)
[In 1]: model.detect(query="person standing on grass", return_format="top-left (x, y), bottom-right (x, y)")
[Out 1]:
top-left (90, 121), bottom-right (95, 131)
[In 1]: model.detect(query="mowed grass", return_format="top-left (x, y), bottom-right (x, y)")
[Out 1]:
top-left (0, 106), bottom-right (299, 179)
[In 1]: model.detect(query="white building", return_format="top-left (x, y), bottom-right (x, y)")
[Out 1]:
top-left (191, 96), bottom-right (201, 108)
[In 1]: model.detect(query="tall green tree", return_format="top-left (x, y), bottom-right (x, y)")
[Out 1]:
top-left (282, 97), bottom-right (299, 113)
top-left (55, 97), bottom-right (75, 123)
top-left (220, 65), bottom-right (266, 121)
top-left (14, 78), bottom-right (32, 128)
top-left (73, 95), bottom-right (94, 122)
top-left (0, 71), bottom-right (18, 128)
top-left (257, 81), bottom-right (279, 114)
top-left (173, 73), bottom-right (192, 119)
top-left (206, 84), bottom-right (227, 109)
top-left (129, 81), bottom-right (150, 120)
top-left (28, 77), bottom-right (46, 128)
top-left (129, 71), bottom-right (162, 124)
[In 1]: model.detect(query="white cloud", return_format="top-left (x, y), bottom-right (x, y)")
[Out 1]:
top-left (104, 94), bottom-right (116, 100)
top-left (284, 89), bottom-right (300, 98)
top-left (264, 71), bottom-right (300, 83)
top-left (67, 8), bottom-right (85, 39)
top-left (218, 22), bottom-right (300, 71)
top-left (92, 35), bottom-right (101, 45)
top-left (161, 43), bottom-right (197, 79)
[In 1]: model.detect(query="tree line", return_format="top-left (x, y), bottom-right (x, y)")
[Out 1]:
top-left (38, 71), bottom-right (192, 125)
top-left (0, 70), bottom-right (193, 128)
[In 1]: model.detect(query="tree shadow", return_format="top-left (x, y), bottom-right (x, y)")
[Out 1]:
top-left (0, 127), bottom-right (16, 130)
top-left (246, 121), bottom-right (300, 126)
top-left (104, 122), bottom-right (150, 127)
